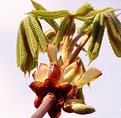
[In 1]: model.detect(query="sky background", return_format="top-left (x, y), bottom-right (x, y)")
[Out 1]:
top-left (0, 0), bottom-right (121, 118)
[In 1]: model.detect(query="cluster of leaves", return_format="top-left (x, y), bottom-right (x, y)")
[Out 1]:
top-left (16, 0), bottom-right (121, 74)
top-left (16, 0), bottom-right (121, 117)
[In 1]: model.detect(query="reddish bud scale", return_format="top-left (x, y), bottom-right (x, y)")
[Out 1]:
top-left (48, 64), bottom-right (61, 81)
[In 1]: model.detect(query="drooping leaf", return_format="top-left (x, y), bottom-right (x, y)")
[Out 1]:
top-left (75, 67), bottom-right (102, 89)
top-left (31, 0), bottom-right (59, 32)
top-left (22, 49), bottom-right (38, 75)
top-left (74, 2), bottom-right (93, 17)
top-left (16, 19), bottom-right (38, 74)
top-left (29, 10), bottom-right (70, 19)
top-left (86, 7), bottom-right (114, 17)
top-left (23, 16), bottom-right (39, 58)
top-left (28, 16), bottom-right (47, 52)
top-left (87, 13), bottom-right (105, 63)
top-left (105, 11), bottom-right (121, 57)
top-left (16, 21), bottom-right (27, 68)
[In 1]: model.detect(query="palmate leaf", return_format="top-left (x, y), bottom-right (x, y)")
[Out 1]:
top-left (29, 10), bottom-right (70, 20)
top-left (74, 2), bottom-right (93, 17)
top-left (16, 21), bottom-right (27, 68)
top-left (16, 20), bottom-right (38, 74)
top-left (105, 11), bottom-right (121, 57)
top-left (23, 16), bottom-right (39, 58)
top-left (17, 16), bottom-right (47, 74)
top-left (88, 13), bottom-right (105, 63)
top-left (31, 0), bottom-right (59, 32)
top-left (28, 16), bottom-right (47, 52)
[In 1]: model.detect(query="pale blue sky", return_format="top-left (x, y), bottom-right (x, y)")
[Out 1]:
top-left (0, 0), bottom-right (121, 118)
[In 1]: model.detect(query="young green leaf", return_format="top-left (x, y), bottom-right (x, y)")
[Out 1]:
top-left (53, 17), bottom-right (70, 46)
top-left (23, 16), bottom-right (39, 58)
top-left (86, 7), bottom-right (114, 17)
top-left (75, 67), bottom-right (102, 89)
top-left (77, 17), bottom-right (93, 33)
top-left (28, 16), bottom-right (47, 52)
top-left (22, 49), bottom-right (38, 75)
top-left (88, 14), bottom-right (105, 62)
top-left (105, 11), bottom-right (121, 57)
top-left (31, 0), bottom-right (59, 32)
top-left (16, 20), bottom-right (38, 74)
top-left (74, 2), bottom-right (93, 17)
top-left (16, 21), bottom-right (27, 68)
top-left (45, 20), bottom-right (59, 32)
top-left (31, 0), bottom-right (46, 10)
top-left (29, 10), bottom-right (70, 19)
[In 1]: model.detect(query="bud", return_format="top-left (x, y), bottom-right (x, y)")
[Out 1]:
top-left (63, 99), bottom-right (95, 114)
top-left (46, 44), bottom-right (58, 63)
top-left (32, 63), bottom-right (49, 82)
top-left (62, 59), bottom-right (82, 85)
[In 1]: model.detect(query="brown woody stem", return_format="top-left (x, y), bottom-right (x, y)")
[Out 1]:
top-left (31, 93), bottom-right (56, 118)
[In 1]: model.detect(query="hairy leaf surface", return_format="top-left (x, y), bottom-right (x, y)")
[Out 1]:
top-left (105, 11), bottom-right (121, 57)
top-left (16, 21), bottom-right (27, 68)
top-left (16, 20), bottom-right (38, 74)
top-left (23, 16), bottom-right (39, 58)
top-left (88, 14), bottom-right (105, 62)
top-left (74, 2), bottom-right (93, 17)
top-left (31, 0), bottom-right (59, 32)
top-left (29, 10), bottom-right (70, 19)
top-left (53, 17), bottom-right (70, 46)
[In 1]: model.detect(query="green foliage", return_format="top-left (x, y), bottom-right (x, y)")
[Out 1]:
top-left (87, 14), bottom-right (105, 62)
top-left (105, 11), bottom-right (121, 57)
top-left (31, 0), bottom-right (59, 32)
top-left (16, 21), bottom-right (27, 69)
top-left (74, 2), bottom-right (93, 17)
top-left (16, 16), bottom-right (46, 74)
top-left (16, 1), bottom-right (121, 117)
top-left (29, 10), bottom-right (70, 19)
top-left (16, 0), bottom-right (121, 74)
top-left (53, 17), bottom-right (70, 46)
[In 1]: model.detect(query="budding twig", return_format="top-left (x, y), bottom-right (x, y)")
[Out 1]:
top-left (31, 93), bottom-right (56, 118)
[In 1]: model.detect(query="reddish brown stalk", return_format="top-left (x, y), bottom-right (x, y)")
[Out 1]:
top-left (68, 32), bottom-right (91, 65)
top-left (69, 32), bottom-right (84, 51)
top-left (31, 93), bottom-right (56, 118)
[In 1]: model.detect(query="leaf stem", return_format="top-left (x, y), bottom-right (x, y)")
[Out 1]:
top-left (68, 32), bottom-right (91, 65)
top-left (31, 93), bottom-right (56, 118)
